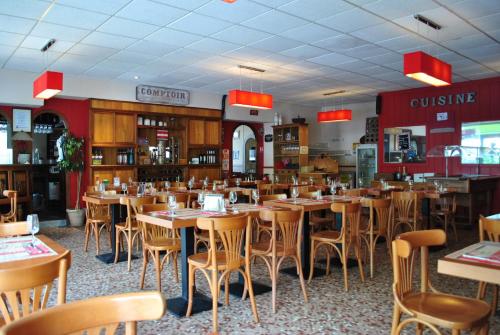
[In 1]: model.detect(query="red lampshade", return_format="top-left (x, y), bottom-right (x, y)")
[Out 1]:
top-left (33, 71), bottom-right (63, 99)
top-left (228, 89), bottom-right (273, 110)
top-left (404, 51), bottom-right (451, 87)
top-left (317, 109), bottom-right (352, 123)
top-left (223, 0), bottom-right (237, 2)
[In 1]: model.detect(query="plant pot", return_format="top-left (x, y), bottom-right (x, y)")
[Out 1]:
top-left (66, 208), bottom-right (85, 227)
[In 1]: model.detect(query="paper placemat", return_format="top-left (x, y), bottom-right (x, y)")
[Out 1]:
top-left (0, 236), bottom-right (57, 263)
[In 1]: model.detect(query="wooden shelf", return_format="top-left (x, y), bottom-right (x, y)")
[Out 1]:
top-left (91, 143), bottom-right (136, 148)
top-left (137, 164), bottom-right (187, 168)
top-left (275, 154), bottom-right (300, 157)
top-left (137, 125), bottom-right (185, 131)
top-left (188, 144), bottom-right (220, 149)
top-left (91, 164), bottom-right (136, 168)
top-left (188, 164), bottom-right (221, 168)
top-left (274, 140), bottom-right (300, 144)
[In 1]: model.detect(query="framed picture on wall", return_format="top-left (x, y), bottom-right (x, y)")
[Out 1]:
top-left (13, 109), bottom-right (31, 132)
top-left (233, 150), bottom-right (239, 160)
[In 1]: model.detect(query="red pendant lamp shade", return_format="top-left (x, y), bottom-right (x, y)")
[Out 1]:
top-left (33, 71), bottom-right (63, 99)
top-left (317, 109), bottom-right (352, 123)
top-left (228, 89), bottom-right (273, 110)
top-left (404, 51), bottom-right (451, 87)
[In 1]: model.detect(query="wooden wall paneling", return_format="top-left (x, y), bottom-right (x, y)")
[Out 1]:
top-left (188, 167), bottom-right (220, 181)
top-left (114, 113), bottom-right (136, 144)
top-left (92, 111), bottom-right (114, 144)
top-left (205, 120), bottom-right (220, 145)
top-left (188, 119), bottom-right (205, 145)
top-left (91, 169), bottom-right (114, 185)
top-left (115, 168), bottom-right (135, 184)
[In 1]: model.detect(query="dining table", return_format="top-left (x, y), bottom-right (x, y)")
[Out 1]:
top-left (136, 204), bottom-right (275, 318)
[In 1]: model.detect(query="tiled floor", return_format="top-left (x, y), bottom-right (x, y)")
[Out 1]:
top-left (41, 226), bottom-right (499, 334)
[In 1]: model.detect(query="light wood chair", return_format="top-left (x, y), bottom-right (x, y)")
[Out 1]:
top-left (308, 202), bottom-right (365, 291)
top-left (83, 193), bottom-right (111, 255)
top-left (391, 229), bottom-right (490, 335)
top-left (257, 183), bottom-right (273, 195)
top-left (391, 191), bottom-right (419, 237)
top-left (138, 203), bottom-right (182, 291)
top-left (250, 209), bottom-right (308, 313)
top-left (340, 188), bottom-right (368, 197)
top-left (114, 196), bottom-right (156, 271)
top-left (477, 215), bottom-right (499, 316)
top-left (186, 213), bottom-right (259, 334)
top-left (430, 192), bottom-right (457, 241)
top-left (0, 291), bottom-right (165, 335)
top-left (256, 194), bottom-right (287, 242)
top-left (299, 191), bottom-right (333, 232)
top-left (0, 221), bottom-right (29, 237)
top-left (1, 190), bottom-right (17, 223)
top-left (0, 250), bottom-right (71, 326)
top-left (360, 198), bottom-right (392, 278)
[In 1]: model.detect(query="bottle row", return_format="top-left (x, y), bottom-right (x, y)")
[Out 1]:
top-left (190, 149), bottom-right (218, 165)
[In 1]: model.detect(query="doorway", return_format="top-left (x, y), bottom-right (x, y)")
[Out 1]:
top-left (232, 125), bottom-right (257, 175)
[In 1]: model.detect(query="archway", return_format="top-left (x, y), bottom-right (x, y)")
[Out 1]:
top-left (232, 125), bottom-right (257, 175)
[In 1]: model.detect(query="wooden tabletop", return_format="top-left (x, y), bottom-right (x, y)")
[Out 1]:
top-left (263, 195), bottom-right (359, 212)
top-left (422, 190), bottom-right (455, 199)
top-left (0, 235), bottom-right (68, 270)
top-left (437, 241), bottom-right (500, 285)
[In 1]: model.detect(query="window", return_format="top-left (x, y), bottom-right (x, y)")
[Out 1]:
top-left (461, 120), bottom-right (500, 164)
top-left (0, 117), bottom-right (13, 164)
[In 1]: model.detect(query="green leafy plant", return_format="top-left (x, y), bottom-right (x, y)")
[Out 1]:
top-left (58, 131), bottom-right (85, 210)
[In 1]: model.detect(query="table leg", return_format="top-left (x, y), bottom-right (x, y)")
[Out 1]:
top-left (166, 226), bottom-right (213, 318)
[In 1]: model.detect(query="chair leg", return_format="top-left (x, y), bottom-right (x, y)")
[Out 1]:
top-left (342, 246), bottom-right (349, 292)
top-left (211, 269), bottom-right (219, 334)
top-left (492, 285), bottom-right (499, 317)
top-left (478, 281), bottom-right (487, 300)
top-left (271, 256), bottom-right (277, 313)
top-left (369, 233), bottom-right (374, 279)
top-left (154, 250), bottom-right (161, 292)
top-left (308, 240), bottom-right (315, 283)
top-left (416, 323), bottom-right (423, 335)
top-left (452, 329), bottom-right (460, 335)
top-left (186, 264), bottom-right (194, 317)
top-left (127, 229), bottom-right (132, 272)
top-left (94, 224), bottom-right (100, 255)
top-left (355, 242), bottom-right (365, 283)
top-left (140, 249), bottom-right (148, 289)
top-left (296, 256), bottom-right (308, 303)
top-left (244, 267), bottom-right (259, 322)
top-left (224, 273), bottom-right (230, 306)
top-left (114, 230), bottom-right (121, 264)
top-left (172, 252), bottom-right (179, 283)
top-left (391, 305), bottom-right (401, 335)
top-left (84, 223), bottom-right (90, 252)
top-left (326, 247), bottom-right (331, 276)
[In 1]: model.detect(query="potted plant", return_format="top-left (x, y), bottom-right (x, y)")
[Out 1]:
top-left (57, 131), bottom-right (85, 227)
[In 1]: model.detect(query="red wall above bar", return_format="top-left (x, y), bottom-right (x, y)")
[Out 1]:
top-left (378, 76), bottom-right (500, 212)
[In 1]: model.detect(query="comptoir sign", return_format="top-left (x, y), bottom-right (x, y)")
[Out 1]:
top-left (409, 91), bottom-right (476, 108)
top-left (136, 85), bottom-right (190, 106)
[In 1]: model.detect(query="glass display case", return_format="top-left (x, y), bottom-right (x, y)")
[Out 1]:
top-left (356, 144), bottom-right (377, 188)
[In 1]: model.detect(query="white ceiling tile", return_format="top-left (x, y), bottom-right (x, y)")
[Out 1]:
top-left (133, 60), bottom-right (181, 75)
top-left (376, 35), bottom-right (429, 52)
top-left (0, 14), bottom-right (36, 34)
top-left (0, 31), bottom-right (24, 48)
top-left (186, 38), bottom-right (240, 54)
top-left (31, 22), bottom-right (90, 42)
top-left (341, 44), bottom-right (389, 59)
top-left (0, 45), bottom-right (16, 63)
top-left (470, 13), bottom-right (500, 32)
top-left (68, 43), bottom-right (118, 57)
top-left (167, 13), bottom-right (232, 36)
top-left (147, 28), bottom-right (203, 46)
top-left (364, 51), bottom-right (401, 65)
top-left (278, 0), bottom-right (353, 21)
top-left (351, 22), bottom-right (407, 43)
top-left (84, 66), bottom-right (123, 79)
top-left (108, 50), bottom-right (157, 63)
top-left (261, 53), bottom-right (300, 66)
top-left (445, 0), bottom-right (500, 20)
top-left (12, 47), bottom-right (62, 63)
top-left (308, 52), bottom-right (357, 66)
top-left (116, 0), bottom-right (188, 26)
top-left (280, 45), bottom-right (329, 59)
top-left (223, 46), bottom-right (271, 62)
top-left (250, 0), bottom-right (295, 8)
top-left (98, 17), bottom-right (159, 39)
top-left (211, 25), bottom-right (270, 46)
top-left (4, 55), bottom-right (45, 72)
top-left (153, 0), bottom-right (212, 11)
top-left (249, 36), bottom-right (302, 52)
top-left (241, 10), bottom-right (308, 34)
top-left (333, 60), bottom-right (375, 71)
top-left (126, 40), bottom-right (178, 57)
top-left (43, 4), bottom-right (110, 30)
top-left (21, 36), bottom-right (75, 53)
top-left (81, 31), bottom-right (137, 49)
top-left (359, 65), bottom-right (390, 76)
top-left (363, 0), bottom-right (439, 20)
top-left (116, 72), bottom-right (157, 81)
top-left (279, 23), bottom-right (340, 43)
top-left (56, 0), bottom-right (131, 15)
top-left (0, 0), bottom-right (50, 20)
top-left (312, 35), bottom-right (369, 51)
top-left (317, 8), bottom-right (384, 33)
top-left (196, 0), bottom-right (270, 23)
top-left (93, 60), bottom-right (139, 72)
top-left (161, 48), bottom-right (213, 65)
top-left (442, 34), bottom-right (496, 50)
top-left (461, 44), bottom-right (500, 60)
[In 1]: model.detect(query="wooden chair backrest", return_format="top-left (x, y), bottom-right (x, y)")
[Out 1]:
top-left (479, 215), bottom-right (500, 242)
top-left (172, 182), bottom-right (186, 188)
top-left (1, 190), bottom-right (17, 222)
top-left (197, 214), bottom-right (251, 269)
top-left (0, 221), bottom-right (29, 237)
top-left (340, 188), bottom-right (368, 197)
top-left (259, 194), bottom-right (287, 204)
top-left (298, 191), bottom-right (318, 199)
top-left (331, 202), bottom-right (361, 240)
top-left (84, 196), bottom-right (110, 222)
top-left (392, 229), bottom-right (446, 298)
top-left (138, 203), bottom-right (180, 241)
top-left (0, 291), bottom-right (165, 335)
top-left (158, 192), bottom-right (188, 207)
top-left (168, 186), bottom-right (187, 192)
top-left (435, 192), bottom-right (456, 213)
top-left (391, 191), bottom-right (418, 222)
top-left (366, 198), bottom-right (392, 236)
top-left (259, 209), bottom-right (303, 256)
top-left (290, 185), bottom-right (309, 194)
top-left (0, 250), bottom-right (71, 325)
top-left (120, 196), bottom-right (156, 228)
top-left (257, 183), bottom-right (273, 195)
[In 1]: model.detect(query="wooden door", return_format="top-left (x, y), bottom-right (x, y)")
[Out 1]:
top-left (92, 170), bottom-right (114, 185)
top-left (114, 113), bottom-right (136, 144)
top-left (92, 112), bottom-right (114, 144)
top-left (205, 120), bottom-right (220, 145)
top-left (188, 119), bottom-right (205, 145)
top-left (115, 169), bottom-right (135, 184)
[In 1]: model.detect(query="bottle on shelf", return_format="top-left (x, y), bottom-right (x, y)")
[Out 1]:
top-left (402, 166), bottom-right (407, 181)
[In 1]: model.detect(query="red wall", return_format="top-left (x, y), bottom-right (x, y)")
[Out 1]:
top-left (378, 76), bottom-right (500, 212)
top-left (221, 120), bottom-right (264, 179)
top-left (0, 98), bottom-right (90, 209)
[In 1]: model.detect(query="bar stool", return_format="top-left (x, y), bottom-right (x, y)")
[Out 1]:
top-left (1, 190), bottom-right (17, 222)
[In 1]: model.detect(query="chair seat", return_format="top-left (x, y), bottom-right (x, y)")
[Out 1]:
top-left (310, 230), bottom-right (341, 242)
top-left (87, 216), bottom-right (110, 224)
top-left (403, 292), bottom-right (491, 329)
top-left (144, 238), bottom-right (181, 251)
top-left (251, 241), bottom-right (291, 256)
top-left (195, 230), bottom-right (221, 242)
top-left (188, 251), bottom-right (243, 270)
top-left (310, 215), bottom-right (333, 225)
top-left (115, 222), bottom-right (139, 230)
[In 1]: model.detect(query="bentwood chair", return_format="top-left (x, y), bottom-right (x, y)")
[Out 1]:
top-left (0, 292), bottom-right (166, 335)
top-left (1, 190), bottom-right (17, 222)
top-left (391, 230), bottom-right (490, 335)
top-left (186, 214), bottom-right (259, 334)
top-left (360, 198), bottom-right (392, 278)
top-left (309, 202), bottom-right (365, 291)
top-left (299, 191), bottom-right (333, 232)
top-left (0, 250), bottom-right (71, 326)
top-left (138, 203), bottom-right (182, 292)
top-left (430, 192), bottom-right (457, 241)
top-left (340, 188), bottom-right (368, 197)
top-left (391, 191), bottom-right (419, 238)
top-left (250, 209), bottom-right (308, 313)
top-left (255, 194), bottom-right (287, 242)
top-left (115, 196), bottom-right (156, 271)
top-left (83, 193), bottom-right (111, 255)
top-left (0, 221), bottom-right (29, 237)
top-left (257, 183), bottom-right (273, 195)
top-left (477, 215), bottom-right (499, 316)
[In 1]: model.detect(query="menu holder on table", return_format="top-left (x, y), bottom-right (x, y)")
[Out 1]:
top-left (0, 236), bottom-right (57, 263)
top-left (203, 194), bottom-right (226, 212)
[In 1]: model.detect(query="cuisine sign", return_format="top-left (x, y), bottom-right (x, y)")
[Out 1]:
top-left (136, 85), bottom-right (190, 106)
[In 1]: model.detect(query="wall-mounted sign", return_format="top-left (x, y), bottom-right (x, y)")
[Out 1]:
top-left (136, 85), bottom-right (190, 106)
top-left (436, 112), bottom-right (448, 121)
top-left (410, 91), bottom-right (476, 108)
top-left (264, 134), bottom-right (273, 142)
top-left (249, 109), bottom-right (259, 116)
top-left (13, 109), bottom-right (31, 132)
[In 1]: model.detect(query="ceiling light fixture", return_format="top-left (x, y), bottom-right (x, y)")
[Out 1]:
top-left (33, 38), bottom-right (63, 99)
top-left (222, 0), bottom-right (237, 3)
top-left (228, 65), bottom-right (273, 110)
top-left (317, 92), bottom-right (352, 123)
